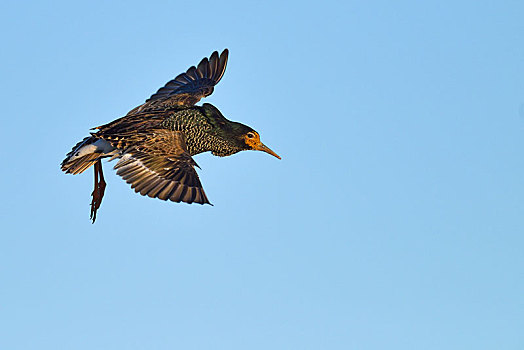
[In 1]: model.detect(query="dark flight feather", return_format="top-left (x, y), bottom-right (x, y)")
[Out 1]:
top-left (146, 49), bottom-right (228, 105)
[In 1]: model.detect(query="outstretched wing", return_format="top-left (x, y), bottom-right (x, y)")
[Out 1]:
top-left (113, 130), bottom-right (211, 205)
top-left (146, 49), bottom-right (229, 106)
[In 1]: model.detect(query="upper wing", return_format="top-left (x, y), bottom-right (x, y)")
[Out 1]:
top-left (112, 130), bottom-right (211, 205)
top-left (146, 49), bottom-right (229, 106)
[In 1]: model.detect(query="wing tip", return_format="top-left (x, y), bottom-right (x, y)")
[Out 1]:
top-left (146, 48), bottom-right (230, 103)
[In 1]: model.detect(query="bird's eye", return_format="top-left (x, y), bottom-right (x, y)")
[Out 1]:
top-left (247, 132), bottom-right (255, 139)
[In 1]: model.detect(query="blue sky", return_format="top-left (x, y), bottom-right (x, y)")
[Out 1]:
top-left (1, 0), bottom-right (523, 349)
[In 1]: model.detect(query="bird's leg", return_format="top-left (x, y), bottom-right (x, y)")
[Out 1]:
top-left (90, 159), bottom-right (106, 223)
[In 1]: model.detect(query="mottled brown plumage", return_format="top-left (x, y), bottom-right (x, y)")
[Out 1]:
top-left (61, 49), bottom-right (280, 222)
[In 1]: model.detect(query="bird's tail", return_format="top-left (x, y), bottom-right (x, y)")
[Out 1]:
top-left (61, 136), bottom-right (115, 175)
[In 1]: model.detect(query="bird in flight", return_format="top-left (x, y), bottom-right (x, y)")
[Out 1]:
top-left (61, 49), bottom-right (280, 223)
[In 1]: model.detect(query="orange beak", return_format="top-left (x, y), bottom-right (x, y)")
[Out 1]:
top-left (254, 142), bottom-right (281, 160)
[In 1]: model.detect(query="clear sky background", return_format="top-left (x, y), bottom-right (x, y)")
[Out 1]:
top-left (1, 1), bottom-right (523, 349)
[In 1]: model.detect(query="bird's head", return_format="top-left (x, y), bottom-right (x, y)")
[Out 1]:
top-left (202, 103), bottom-right (281, 159)
top-left (240, 129), bottom-right (281, 160)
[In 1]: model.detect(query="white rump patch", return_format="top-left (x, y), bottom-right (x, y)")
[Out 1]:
top-left (71, 139), bottom-right (116, 160)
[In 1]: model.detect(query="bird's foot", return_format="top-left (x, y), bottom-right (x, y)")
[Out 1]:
top-left (90, 160), bottom-right (106, 223)
top-left (90, 180), bottom-right (106, 223)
